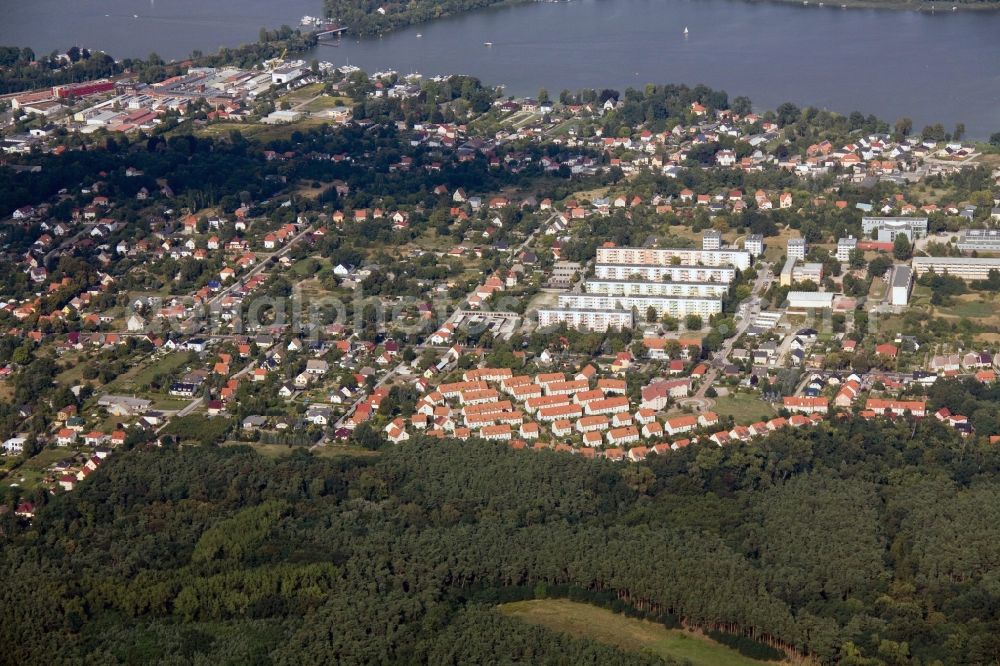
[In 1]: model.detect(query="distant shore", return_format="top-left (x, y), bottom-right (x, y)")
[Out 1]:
top-left (751, 0), bottom-right (1000, 11)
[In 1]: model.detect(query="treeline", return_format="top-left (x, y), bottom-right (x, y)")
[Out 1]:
top-left (4, 417), bottom-right (1000, 663)
top-left (324, 0), bottom-right (524, 36)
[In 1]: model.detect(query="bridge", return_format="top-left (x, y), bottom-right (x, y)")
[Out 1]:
top-left (314, 25), bottom-right (349, 41)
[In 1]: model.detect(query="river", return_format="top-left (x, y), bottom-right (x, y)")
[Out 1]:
top-left (3, 0), bottom-right (1000, 137)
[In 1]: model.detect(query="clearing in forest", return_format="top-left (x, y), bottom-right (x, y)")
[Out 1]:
top-left (499, 598), bottom-right (780, 666)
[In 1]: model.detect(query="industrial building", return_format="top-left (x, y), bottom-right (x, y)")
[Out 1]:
top-left (862, 217), bottom-right (928, 242)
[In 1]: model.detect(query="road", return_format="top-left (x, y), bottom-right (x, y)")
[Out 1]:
top-left (180, 224), bottom-right (314, 332)
top-left (691, 263), bottom-right (773, 406)
top-left (329, 361), bottom-right (408, 433)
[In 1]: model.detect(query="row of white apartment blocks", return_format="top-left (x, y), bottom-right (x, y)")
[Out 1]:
top-left (546, 293), bottom-right (723, 319)
top-left (706, 230), bottom-right (764, 258)
top-left (536, 308), bottom-right (635, 331)
top-left (584, 279), bottom-right (731, 299)
top-left (593, 263), bottom-right (737, 283)
top-left (911, 256), bottom-right (1000, 281)
top-left (595, 246), bottom-right (752, 271)
top-left (539, 243), bottom-right (741, 331)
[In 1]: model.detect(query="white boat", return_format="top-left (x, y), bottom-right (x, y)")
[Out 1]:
top-left (683, 26), bottom-right (689, 35)
top-left (484, 41), bottom-right (493, 47)
top-left (416, 33), bottom-right (422, 38)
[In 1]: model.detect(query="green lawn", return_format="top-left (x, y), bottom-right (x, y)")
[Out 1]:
top-left (500, 599), bottom-right (778, 666)
top-left (712, 392), bottom-right (775, 425)
top-left (868, 277), bottom-right (887, 301)
top-left (941, 298), bottom-right (996, 319)
top-left (301, 95), bottom-right (351, 112)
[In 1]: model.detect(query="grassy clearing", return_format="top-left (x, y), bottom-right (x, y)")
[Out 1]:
top-left (192, 116), bottom-right (333, 143)
top-left (500, 599), bottom-right (777, 666)
top-left (939, 295), bottom-right (997, 320)
top-left (131, 352), bottom-right (193, 389)
top-left (868, 277), bottom-right (888, 301)
top-left (223, 441), bottom-right (379, 459)
top-left (301, 95), bottom-right (351, 112)
top-left (712, 392), bottom-right (775, 424)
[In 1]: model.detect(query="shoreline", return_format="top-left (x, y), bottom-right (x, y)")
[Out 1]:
top-left (333, 0), bottom-right (1000, 40)
top-left (749, 0), bottom-right (1000, 11)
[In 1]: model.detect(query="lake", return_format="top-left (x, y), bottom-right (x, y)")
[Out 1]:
top-left (3, 0), bottom-right (1000, 137)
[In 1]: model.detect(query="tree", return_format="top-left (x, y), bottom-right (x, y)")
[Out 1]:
top-left (646, 306), bottom-right (657, 323)
top-left (953, 122), bottom-right (966, 141)
top-left (868, 256), bottom-right (892, 278)
top-left (991, 132), bottom-right (1000, 147)
top-left (684, 314), bottom-right (703, 331)
top-left (731, 96), bottom-right (752, 116)
top-left (775, 102), bottom-right (800, 127)
top-left (893, 234), bottom-right (912, 261)
top-left (894, 116), bottom-right (913, 139)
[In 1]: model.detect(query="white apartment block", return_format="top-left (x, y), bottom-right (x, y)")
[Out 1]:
top-left (702, 230), bottom-right (722, 250)
top-left (593, 263), bottom-right (736, 283)
top-left (595, 247), bottom-right (750, 270)
top-left (836, 236), bottom-right (857, 262)
top-left (744, 234), bottom-right (763, 257)
top-left (556, 293), bottom-right (722, 319)
top-left (537, 308), bottom-right (634, 331)
top-left (787, 238), bottom-right (806, 261)
top-left (911, 256), bottom-right (1000, 281)
top-left (584, 279), bottom-right (730, 298)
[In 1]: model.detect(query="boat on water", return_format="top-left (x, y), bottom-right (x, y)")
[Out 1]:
top-left (484, 41), bottom-right (493, 47)
top-left (683, 26), bottom-right (689, 35)
top-left (416, 33), bottom-right (422, 38)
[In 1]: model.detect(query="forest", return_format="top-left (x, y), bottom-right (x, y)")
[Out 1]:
top-left (4, 417), bottom-right (1000, 664)
top-left (324, 0), bottom-right (523, 36)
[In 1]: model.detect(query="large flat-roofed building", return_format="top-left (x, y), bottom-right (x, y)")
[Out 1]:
top-left (595, 246), bottom-right (750, 270)
top-left (785, 291), bottom-right (834, 310)
top-left (890, 265), bottom-right (912, 306)
top-left (549, 260), bottom-right (582, 287)
top-left (957, 229), bottom-right (1000, 253)
top-left (779, 258), bottom-right (823, 287)
top-left (836, 236), bottom-right (858, 262)
top-left (593, 263), bottom-right (736, 283)
top-left (744, 234), bottom-right (764, 257)
top-left (780, 257), bottom-right (796, 287)
top-left (862, 216), bottom-right (928, 242)
top-left (911, 256), bottom-right (1000, 280)
top-left (584, 279), bottom-right (730, 298)
top-left (556, 293), bottom-right (722, 319)
top-left (537, 308), bottom-right (633, 332)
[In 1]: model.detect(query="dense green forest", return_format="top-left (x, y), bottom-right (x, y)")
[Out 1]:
top-left (4, 417), bottom-right (1000, 664)
top-left (324, 0), bottom-right (524, 36)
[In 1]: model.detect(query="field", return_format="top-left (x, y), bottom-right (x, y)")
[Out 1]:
top-left (223, 441), bottom-right (379, 459)
top-left (1, 447), bottom-right (74, 489)
top-left (499, 599), bottom-right (778, 666)
top-left (712, 392), bottom-right (776, 424)
top-left (107, 351), bottom-right (192, 394)
top-left (939, 295), bottom-right (998, 320)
